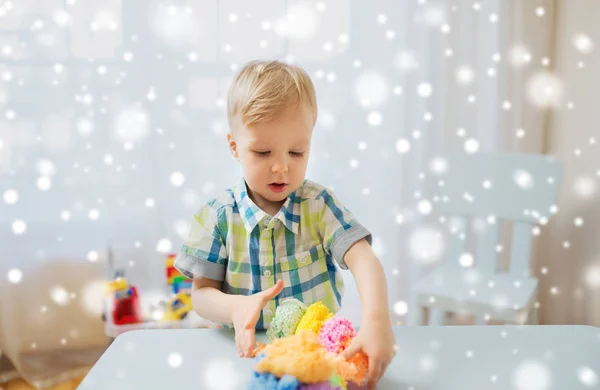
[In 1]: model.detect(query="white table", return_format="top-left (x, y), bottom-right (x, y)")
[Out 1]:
top-left (79, 325), bottom-right (600, 390)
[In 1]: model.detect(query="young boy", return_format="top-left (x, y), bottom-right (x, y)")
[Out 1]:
top-left (174, 60), bottom-right (395, 387)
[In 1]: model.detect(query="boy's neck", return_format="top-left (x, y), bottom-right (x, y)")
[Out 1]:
top-left (246, 187), bottom-right (285, 217)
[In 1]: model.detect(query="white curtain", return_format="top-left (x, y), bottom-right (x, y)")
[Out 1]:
top-left (0, 0), bottom-right (562, 387)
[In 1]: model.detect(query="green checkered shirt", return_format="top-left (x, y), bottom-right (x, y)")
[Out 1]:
top-left (174, 177), bottom-right (372, 330)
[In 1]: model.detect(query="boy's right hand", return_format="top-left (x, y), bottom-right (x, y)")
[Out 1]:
top-left (232, 279), bottom-right (283, 357)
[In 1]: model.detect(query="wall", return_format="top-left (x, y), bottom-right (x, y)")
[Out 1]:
top-left (536, 0), bottom-right (600, 325)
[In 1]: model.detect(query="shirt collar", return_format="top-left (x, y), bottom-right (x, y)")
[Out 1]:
top-left (233, 178), bottom-right (301, 234)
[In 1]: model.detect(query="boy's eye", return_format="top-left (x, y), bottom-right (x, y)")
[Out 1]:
top-left (290, 151), bottom-right (304, 157)
top-left (254, 151), bottom-right (270, 156)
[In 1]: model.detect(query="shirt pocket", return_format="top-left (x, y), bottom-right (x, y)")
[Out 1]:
top-left (278, 244), bottom-right (329, 303)
top-left (279, 244), bottom-right (326, 272)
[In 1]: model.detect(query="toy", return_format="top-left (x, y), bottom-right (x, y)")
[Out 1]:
top-left (249, 300), bottom-right (369, 387)
top-left (104, 272), bottom-right (144, 326)
top-left (318, 317), bottom-right (356, 354)
top-left (294, 301), bottom-right (334, 335)
top-left (161, 291), bottom-right (193, 321)
top-left (165, 253), bottom-right (192, 294)
top-left (248, 330), bottom-right (346, 389)
top-left (266, 298), bottom-right (308, 342)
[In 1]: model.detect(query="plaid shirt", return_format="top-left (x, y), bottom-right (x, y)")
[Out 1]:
top-left (174, 177), bottom-right (372, 330)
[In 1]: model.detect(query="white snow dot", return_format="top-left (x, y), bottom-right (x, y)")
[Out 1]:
top-left (459, 253), bottom-right (474, 267)
top-left (3, 189), bottom-right (18, 204)
top-left (103, 154), bottom-right (114, 165)
top-left (526, 71), bottom-right (563, 108)
top-left (157, 238), bottom-right (172, 254)
top-left (430, 157), bottom-right (448, 174)
top-left (409, 227), bottom-right (446, 264)
top-left (113, 107), bottom-right (149, 143)
top-left (354, 71), bottom-right (390, 108)
top-left (584, 265), bottom-right (600, 289)
top-left (393, 301), bottom-right (408, 316)
top-left (395, 51), bottom-right (418, 72)
top-left (349, 159), bottom-right (359, 169)
top-left (168, 353), bottom-right (183, 368)
top-left (7, 268), bottom-right (23, 284)
top-left (417, 83), bottom-right (432, 98)
top-left (455, 65), bottom-right (474, 85)
top-left (512, 360), bottom-right (551, 390)
top-left (170, 172), bottom-right (185, 187)
top-left (417, 200), bottom-right (433, 215)
top-left (514, 170), bottom-right (534, 189)
top-left (395, 214), bottom-right (405, 225)
top-left (12, 219), bottom-right (26, 235)
top-left (88, 209), bottom-right (100, 220)
top-left (367, 111), bottom-right (383, 126)
top-left (87, 251), bottom-right (99, 262)
top-left (50, 285), bottom-right (70, 306)
top-left (574, 176), bottom-right (596, 198)
top-left (464, 138), bottom-right (479, 153)
top-left (61, 210), bottom-right (71, 221)
top-left (578, 366), bottom-right (598, 387)
top-left (574, 217), bottom-right (584, 227)
top-left (572, 33), bottom-right (594, 54)
top-left (53, 10), bottom-right (71, 27)
top-left (36, 159), bottom-right (56, 176)
top-left (482, 180), bottom-right (493, 189)
top-left (396, 139), bottom-right (411, 154)
top-left (145, 198), bottom-right (155, 208)
top-left (536, 7), bottom-right (545, 16)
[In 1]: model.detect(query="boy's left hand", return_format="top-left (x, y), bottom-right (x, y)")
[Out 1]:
top-left (341, 315), bottom-right (396, 389)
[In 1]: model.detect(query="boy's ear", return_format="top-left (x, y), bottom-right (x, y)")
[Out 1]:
top-left (227, 133), bottom-right (239, 160)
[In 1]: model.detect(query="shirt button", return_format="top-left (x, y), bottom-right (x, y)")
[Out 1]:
top-left (300, 256), bottom-right (307, 264)
top-left (264, 270), bottom-right (271, 277)
top-left (265, 309), bottom-right (273, 316)
top-left (263, 230), bottom-right (271, 238)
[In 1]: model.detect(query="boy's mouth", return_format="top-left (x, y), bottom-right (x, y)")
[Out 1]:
top-left (268, 182), bottom-right (287, 193)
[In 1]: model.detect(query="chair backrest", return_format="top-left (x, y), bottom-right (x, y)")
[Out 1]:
top-left (436, 152), bottom-right (563, 277)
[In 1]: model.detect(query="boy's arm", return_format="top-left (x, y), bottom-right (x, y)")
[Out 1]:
top-left (343, 238), bottom-right (391, 321)
top-left (191, 277), bottom-right (240, 324)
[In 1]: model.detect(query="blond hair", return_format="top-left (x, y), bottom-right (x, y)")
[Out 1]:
top-left (227, 60), bottom-right (317, 128)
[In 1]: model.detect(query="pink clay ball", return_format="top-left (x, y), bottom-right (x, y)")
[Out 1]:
top-left (318, 317), bottom-right (356, 354)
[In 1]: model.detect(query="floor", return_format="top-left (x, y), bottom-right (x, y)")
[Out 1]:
top-left (1, 376), bottom-right (84, 390)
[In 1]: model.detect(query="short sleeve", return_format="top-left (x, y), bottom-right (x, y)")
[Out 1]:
top-left (174, 204), bottom-right (228, 281)
top-left (317, 188), bottom-right (372, 270)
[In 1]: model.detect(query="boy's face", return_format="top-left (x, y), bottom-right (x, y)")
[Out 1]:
top-left (227, 105), bottom-right (314, 215)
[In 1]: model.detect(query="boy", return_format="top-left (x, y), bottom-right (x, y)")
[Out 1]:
top-left (174, 60), bottom-right (395, 388)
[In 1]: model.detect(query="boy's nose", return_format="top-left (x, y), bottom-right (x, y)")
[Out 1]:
top-left (271, 161), bottom-right (288, 173)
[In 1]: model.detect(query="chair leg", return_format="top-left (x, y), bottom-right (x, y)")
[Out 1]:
top-left (526, 304), bottom-right (538, 325)
top-left (428, 308), bottom-right (450, 325)
top-left (407, 295), bottom-right (427, 326)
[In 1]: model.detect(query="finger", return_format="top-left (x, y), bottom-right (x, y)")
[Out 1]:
top-left (261, 279), bottom-right (284, 302)
top-left (245, 329), bottom-right (256, 357)
top-left (376, 361), bottom-right (389, 384)
top-left (367, 357), bottom-right (383, 389)
top-left (235, 330), bottom-right (243, 357)
top-left (340, 339), bottom-right (361, 360)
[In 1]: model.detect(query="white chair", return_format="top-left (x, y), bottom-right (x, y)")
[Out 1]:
top-left (407, 152), bottom-right (563, 326)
